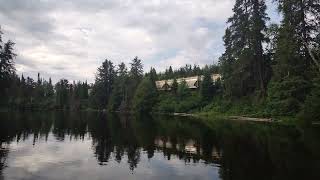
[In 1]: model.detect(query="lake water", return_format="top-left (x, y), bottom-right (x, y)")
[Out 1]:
top-left (0, 111), bottom-right (320, 180)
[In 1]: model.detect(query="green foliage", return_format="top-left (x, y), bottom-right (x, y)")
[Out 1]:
top-left (171, 78), bottom-right (178, 94)
top-left (132, 77), bottom-right (158, 113)
top-left (298, 77), bottom-right (320, 123)
top-left (175, 94), bottom-right (202, 113)
top-left (148, 67), bottom-right (157, 83)
top-left (129, 56), bottom-right (143, 89)
top-left (220, 0), bottom-right (270, 98)
top-left (265, 23), bottom-right (280, 59)
top-left (200, 96), bottom-right (269, 118)
top-left (0, 27), bottom-right (16, 99)
top-left (154, 93), bottom-right (177, 113)
top-left (55, 79), bottom-right (70, 109)
top-left (2, 72), bottom-right (59, 110)
top-left (108, 63), bottom-right (129, 111)
top-left (200, 70), bottom-right (213, 101)
top-left (177, 80), bottom-right (190, 100)
top-left (157, 64), bottom-right (219, 80)
top-left (126, 57), bottom-right (144, 107)
top-left (266, 76), bottom-right (310, 116)
top-left (265, 0), bottom-right (320, 117)
top-left (155, 91), bottom-right (202, 113)
top-left (90, 59), bottom-right (115, 109)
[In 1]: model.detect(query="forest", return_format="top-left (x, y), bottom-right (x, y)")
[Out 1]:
top-left (0, 0), bottom-right (320, 123)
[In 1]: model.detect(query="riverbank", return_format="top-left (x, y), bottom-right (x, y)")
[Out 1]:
top-left (173, 112), bottom-right (274, 123)
top-left (170, 110), bottom-right (317, 126)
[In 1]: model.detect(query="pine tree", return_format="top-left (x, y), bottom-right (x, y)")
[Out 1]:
top-left (35, 73), bottom-right (45, 101)
top-left (132, 77), bottom-right (158, 113)
top-left (299, 76), bottom-right (320, 123)
top-left (90, 59), bottom-right (116, 109)
top-left (128, 56), bottom-right (143, 103)
top-left (220, 0), bottom-right (270, 98)
top-left (108, 62), bottom-right (129, 111)
top-left (265, 23), bottom-right (280, 61)
top-left (47, 78), bottom-right (54, 97)
top-left (130, 56), bottom-right (143, 82)
top-left (171, 78), bottom-right (178, 94)
top-left (149, 67), bottom-right (157, 84)
top-left (55, 79), bottom-right (70, 109)
top-left (220, 28), bottom-right (234, 97)
top-left (200, 71), bottom-right (213, 101)
top-left (168, 66), bottom-right (173, 79)
top-left (177, 80), bottom-right (190, 100)
top-left (267, 0), bottom-right (320, 115)
top-left (0, 27), bottom-right (16, 99)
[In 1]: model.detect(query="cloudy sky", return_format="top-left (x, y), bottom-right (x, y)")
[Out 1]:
top-left (0, 0), bottom-right (280, 83)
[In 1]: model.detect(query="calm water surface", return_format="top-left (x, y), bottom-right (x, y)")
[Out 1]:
top-left (0, 111), bottom-right (320, 180)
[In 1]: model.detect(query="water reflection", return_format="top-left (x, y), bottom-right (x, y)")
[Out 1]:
top-left (0, 111), bottom-right (320, 180)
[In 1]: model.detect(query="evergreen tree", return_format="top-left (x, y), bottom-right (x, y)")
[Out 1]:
top-left (132, 77), bottom-right (158, 113)
top-left (220, 28), bottom-right (234, 97)
top-left (267, 0), bottom-right (320, 115)
top-left (193, 64), bottom-right (201, 76)
top-left (149, 67), bottom-right (157, 83)
top-left (200, 71), bottom-right (213, 101)
top-left (80, 81), bottom-right (89, 99)
top-left (177, 80), bottom-right (190, 100)
top-left (168, 66), bottom-right (173, 79)
top-left (55, 79), bottom-right (70, 109)
top-left (250, 0), bottom-right (270, 95)
top-left (0, 27), bottom-right (16, 100)
top-left (108, 62), bottom-right (129, 111)
top-left (90, 59), bottom-right (115, 109)
top-left (299, 76), bottom-right (320, 123)
top-left (265, 23), bottom-right (280, 61)
top-left (129, 56), bottom-right (143, 87)
top-left (25, 77), bottom-right (35, 103)
top-left (47, 78), bottom-right (54, 98)
top-left (35, 73), bottom-right (45, 101)
top-left (220, 0), bottom-right (270, 98)
top-left (171, 78), bottom-right (178, 94)
top-left (128, 56), bottom-right (143, 103)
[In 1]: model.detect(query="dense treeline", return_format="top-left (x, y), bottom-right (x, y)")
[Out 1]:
top-left (88, 57), bottom-right (219, 112)
top-left (1, 0), bottom-right (320, 122)
top-left (215, 0), bottom-right (320, 122)
top-left (1, 71), bottom-right (90, 110)
top-left (0, 28), bottom-right (91, 110)
top-left (157, 64), bottom-right (219, 80)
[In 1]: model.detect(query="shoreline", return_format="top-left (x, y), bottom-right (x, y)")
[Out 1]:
top-left (2, 108), bottom-right (319, 126)
top-left (172, 112), bottom-right (273, 123)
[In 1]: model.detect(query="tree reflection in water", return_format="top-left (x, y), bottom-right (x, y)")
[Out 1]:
top-left (0, 111), bottom-right (320, 180)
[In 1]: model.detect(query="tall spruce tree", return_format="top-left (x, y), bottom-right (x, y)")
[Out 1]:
top-left (90, 59), bottom-right (115, 109)
top-left (132, 76), bottom-right (158, 113)
top-left (200, 71), bottom-right (213, 101)
top-left (130, 56), bottom-right (143, 86)
top-left (108, 62), bottom-right (129, 111)
top-left (55, 79), bottom-right (70, 109)
top-left (171, 78), bottom-right (178, 94)
top-left (177, 80), bottom-right (190, 100)
top-left (47, 78), bottom-right (54, 98)
top-left (220, 0), bottom-right (270, 98)
top-left (0, 27), bottom-right (16, 100)
top-left (148, 67), bottom-right (157, 84)
top-left (128, 56), bottom-right (143, 103)
top-left (267, 0), bottom-right (320, 115)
